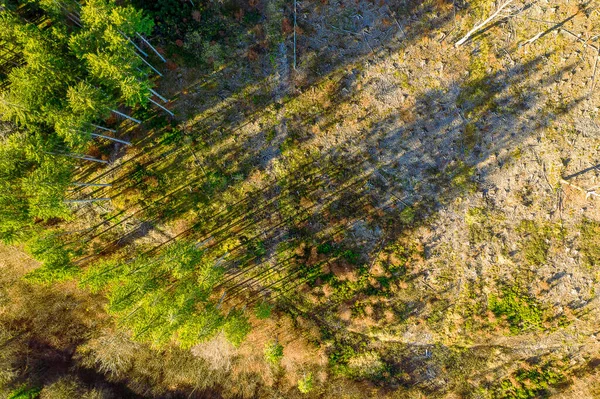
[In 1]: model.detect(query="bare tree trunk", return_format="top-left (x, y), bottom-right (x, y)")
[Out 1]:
top-left (90, 132), bottom-right (131, 146)
top-left (111, 109), bottom-right (142, 124)
top-left (136, 33), bottom-right (167, 63)
top-left (65, 198), bottom-right (112, 203)
top-left (118, 29), bottom-right (149, 57)
top-left (47, 151), bottom-right (109, 164)
top-left (71, 182), bottom-right (112, 188)
top-left (455, 0), bottom-right (514, 47)
top-left (150, 88), bottom-right (168, 103)
top-left (149, 98), bottom-right (174, 116)
top-left (91, 124), bottom-right (116, 133)
top-left (136, 53), bottom-right (163, 76)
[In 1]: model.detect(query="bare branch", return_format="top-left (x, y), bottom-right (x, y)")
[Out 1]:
top-left (455, 0), bottom-right (514, 47)
top-left (590, 48), bottom-right (600, 95)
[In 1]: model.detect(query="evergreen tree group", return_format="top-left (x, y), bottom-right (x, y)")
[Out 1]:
top-left (0, 0), bottom-right (156, 265)
top-left (0, 0), bottom-right (252, 350)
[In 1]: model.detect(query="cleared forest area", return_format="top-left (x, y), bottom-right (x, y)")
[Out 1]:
top-left (2, 0), bottom-right (600, 398)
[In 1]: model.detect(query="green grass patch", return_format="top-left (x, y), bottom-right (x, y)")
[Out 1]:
top-left (7, 385), bottom-right (41, 399)
top-left (457, 41), bottom-right (497, 119)
top-left (463, 122), bottom-right (478, 151)
top-left (517, 220), bottom-right (564, 267)
top-left (489, 287), bottom-right (544, 334)
top-left (449, 161), bottom-right (478, 194)
top-left (465, 206), bottom-right (503, 245)
top-left (255, 302), bottom-right (273, 319)
top-left (493, 363), bottom-right (566, 399)
top-left (579, 218), bottom-right (600, 268)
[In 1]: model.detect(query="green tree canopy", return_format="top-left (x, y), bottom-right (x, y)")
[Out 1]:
top-left (0, 131), bottom-right (74, 243)
top-left (0, 0), bottom-right (156, 247)
top-left (81, 241), bottom-right (251, 348)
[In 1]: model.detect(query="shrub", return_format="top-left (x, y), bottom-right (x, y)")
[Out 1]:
top-left (494, 364), bottom-right (566, 399)
top-left (254, 302), bottom-right (273, 319)
top-left (8, 385), bottom-right (41, 399)
top-left (264, 340), bottom-right (284, 365)
top-left (399, 206), bottom-right (416, 225)
top-left (24, 232), bottom-right (78, 284)
top-left (222, 312), bottom-right (251, 347)
top-left (297, 373), bottom-right (314, 394)
top-left (488, 287), bottom-right (544, 334)
top-left (347, 351), bottom-right (386, 379)
top-left (317, 242), bottom-right (334, 255)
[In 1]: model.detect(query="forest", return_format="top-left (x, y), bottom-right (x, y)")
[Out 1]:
top-left (1, 0), bottom-right (600, 398)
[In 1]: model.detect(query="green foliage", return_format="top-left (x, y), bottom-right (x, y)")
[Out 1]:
top-left (24, 231), bottom-right (78, 284)
top-left (469, 0), bottom-right (495, 19)
top-left (399, 206), bottom-right (416, 225)
top-left (201, 40), bottom-right (225, 70)
top-left (579, 218), bottom-right (600, 268)
top-left (448, 161), bottom-right (477, 194)
top-left (465, 206), bottom-right (504, 245)
top-left (317, 242), bottom-right (333, 255)
top-left (222, 311), bottom-right (251, 347)
top-left (328, 344), bottom-right (355, 374)
top-left (341, 249), bottom-right (360, 264)
top-left (247, 240), bottom-right (266, 258)
top-left (176, 305), bottom-right (225, 349)
top-left (466, 207), bottom-right (490, 244)
top-left (21, 157), bottom-right (73, 220)
top-left (78, 257), bottom-right (121, 293)
top-left (263, 340), bottom-right (284, 365)
top-left (517, 220), bottom-right (563, 266)
top-left (347, 351), bottom-right (387, 380)
top-left (7, 385), bottom-right (41, 399)
top-left (254, 302), bottom-right (273, 319)
top-left (159, 128), bottom-right (185, 146)
top-left (328, 272), bottom-right (371, 301)
top-left (80, 241), bottom-right (247, 349)
top-left (489, 287), bottom-right (544, 334)
top-left (0, 134), bottom-right (34, 243)
top-left (462, 122), bottom-right (478, 151)
top-left (523, 237), bottom-right (549, 266)
top-left (0, 130), bottom-right (75, 236)
top-left (129, 0), bottom-right (199, 40)
top-left (382, 240), bottom-right (420, 275)
top-left (457, 41), bottom-right (496, 119)
top-left (297, 373), bottom-right (314, 394)
top-left (66, 82), bottom-right (111, 121)
top-left (0, 0), bottom-right (154, 130)
top-left (329, 345), bottom-right (387, 380)
top-left (494, 364), bottom-right (566, 399)
top-left (0, 0), bottom-right (156, 244)
top-left (0, 18), bottom-right (74, 129)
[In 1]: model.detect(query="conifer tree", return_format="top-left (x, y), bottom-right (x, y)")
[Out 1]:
top-left (70, 0), bottom-right (155, 108)
top-left (0, 131), bottom-right (74, 243)
top-left (24, 229), bottom-right (78, 283)
top-left (0, 132), bottom-right (32, 243)
top-left (0, 0), bottom-right (158, 246)
top-left (81, 241), bottom-right (251, 348)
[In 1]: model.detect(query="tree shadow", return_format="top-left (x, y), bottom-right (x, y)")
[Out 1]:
top-left (48, 0), bottom-right (595, 395)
